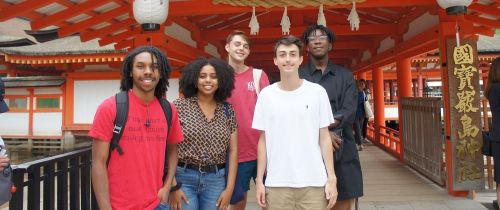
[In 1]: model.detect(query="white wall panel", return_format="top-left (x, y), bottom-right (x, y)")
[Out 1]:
top-left (205, 43), bottom-right (221, 58)
top-left (377, 37), bottom-right (395, 54)
top-left (404, 12), bottom-right (438, 41)
top-left (0, 113), bottom-right (29, 136)
top-left (74, 80), bottom-right (120, 124)
top-left (33, 113), bottom-right (62, 136)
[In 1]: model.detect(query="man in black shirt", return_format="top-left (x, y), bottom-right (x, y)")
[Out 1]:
top-left (299, 25), bottom-right (363, 210)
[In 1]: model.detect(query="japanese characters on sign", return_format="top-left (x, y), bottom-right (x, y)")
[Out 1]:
top-left (452, 44), bottom-right (482, 182)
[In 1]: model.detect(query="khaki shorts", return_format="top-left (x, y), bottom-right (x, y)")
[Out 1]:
top-left (266, 187), bottom-right (326, 210)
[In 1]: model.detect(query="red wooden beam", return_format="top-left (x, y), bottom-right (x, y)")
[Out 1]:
top-left (469, 3), bottom-right (500, 17)
top-left (354, 25), bottom-right (439, 72)
top-left (247, 50), bottom-right (358, 61)
top-left (58, 6), bottom-right (129, 37)
top-left (31, 0), bottom-right (111, 30)
top-left (169, 0), bottom-right (436, 17)
top-left (363, 8), bottom-right (400, 21)
top-left (465, 15), bottom-right (500, 29)
top-left (80, 18), bottom-right (136, 42)
top-left (474, 26), bottom-right (495, 37)
top-left (163, 34), bottom-right (210, 59)
top-left (171, 17), bottom-right (202, 42)
top-left (0, 0), bottom-right (54, 22)
top-left (250, 41), bottom-right (373, 53)
top-left (98, 28), bottom-right (138, 46)
top-left (203, 24), bottom-right (397, 40)
top-left (114, 39), bottom-right (134, 50)
top-left (205, 13), bottom-right (252, 30)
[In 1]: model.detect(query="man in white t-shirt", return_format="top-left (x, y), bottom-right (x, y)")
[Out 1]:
top-left (252, 36), bottom-right (337, 210)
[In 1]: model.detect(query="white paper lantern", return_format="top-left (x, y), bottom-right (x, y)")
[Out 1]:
top-left (133, 0), bottom-right (169, 31)
top-left (436, 0), bottom-right (472, 15)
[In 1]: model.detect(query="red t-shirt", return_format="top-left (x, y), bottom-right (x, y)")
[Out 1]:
top-left (227, 67), bottom-right (270, 162)
top-left (89, 91), bottom-right (183, 210)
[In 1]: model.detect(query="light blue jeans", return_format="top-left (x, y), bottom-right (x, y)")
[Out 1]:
top-left (161, 166), bottom-right (226, 210)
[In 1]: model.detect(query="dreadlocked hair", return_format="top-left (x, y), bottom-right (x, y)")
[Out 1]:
top-left (120, 45), bottom-right (172, 99)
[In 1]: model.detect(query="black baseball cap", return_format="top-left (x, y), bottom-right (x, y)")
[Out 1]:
top-left (0, 79), bottom-right (9, 113)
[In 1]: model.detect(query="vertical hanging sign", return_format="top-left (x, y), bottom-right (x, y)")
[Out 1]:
top-left (447, 39), bottom-right (484, 190)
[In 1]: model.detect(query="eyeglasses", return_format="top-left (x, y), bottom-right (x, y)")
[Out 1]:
top-left (307, 35), bottom-right (328, 42)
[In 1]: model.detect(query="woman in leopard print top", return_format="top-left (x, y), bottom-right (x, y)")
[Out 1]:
top-left (166, 58), bottom-right (237, 210)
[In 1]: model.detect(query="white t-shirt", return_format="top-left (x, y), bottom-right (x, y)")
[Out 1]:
top-left (252, 80), bottom-right (334, 188)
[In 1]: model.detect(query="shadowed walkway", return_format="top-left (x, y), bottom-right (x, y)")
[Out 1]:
top-left (243, 141), bottom-right (489, 210)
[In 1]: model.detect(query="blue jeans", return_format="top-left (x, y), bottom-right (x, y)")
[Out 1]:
top-left (163, 166), bottom-right (226, 210)
top-left (155, 202), bottom-right (169, 210)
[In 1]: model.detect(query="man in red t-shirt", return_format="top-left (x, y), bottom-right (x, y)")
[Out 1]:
top-left (225, 31), bottom-right (270, 210)
top-left (90, 46), bottom-right (183, 210)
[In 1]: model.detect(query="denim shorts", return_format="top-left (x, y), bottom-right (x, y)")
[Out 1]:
top-left (235, 160), bottom-right (258, 192)
top-left (162, 166), bottom-right (226, 210)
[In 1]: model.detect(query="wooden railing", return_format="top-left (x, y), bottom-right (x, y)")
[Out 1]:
top-left (367, 121), bottom-right (401, 158)
top-left (9, 147), bottom-right (98, 210)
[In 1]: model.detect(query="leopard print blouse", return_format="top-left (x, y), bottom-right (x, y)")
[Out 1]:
top-left (173, 97), bottom-right (237, 165)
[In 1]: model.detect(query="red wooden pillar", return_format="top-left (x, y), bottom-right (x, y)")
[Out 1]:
top-left (373, 67), bottom-right (385, 145)
top-left (396, 57), bottom-right (412, 161)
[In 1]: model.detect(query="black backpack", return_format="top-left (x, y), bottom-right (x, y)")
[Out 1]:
top-left (107, 91), bottom-right (172, 180)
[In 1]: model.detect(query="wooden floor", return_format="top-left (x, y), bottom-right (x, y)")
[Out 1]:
top-left (0, 141), bottom-right (492, 210)
top-left (244, 141), bottom-right (490, 210)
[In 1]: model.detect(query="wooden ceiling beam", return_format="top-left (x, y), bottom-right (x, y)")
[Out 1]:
top-left (466, 15), bottom-right (500, 29)
top-left (31, 0), bottom-right (111, 30)
top-left (114, 39), bottom-right (134, 50)
top-left (98, 27), bottom-right (138, 46)
top-left (468, 3), bottom-right (500, 17)
top-left (80, 18), bottom-right (136, 42)
top-left (188, 14), bottom-right (217, 23)
top-left (58, 6), bottom-right (129, 37)
top-left (354, 25), bottom-right (439, 72)
top-left (247, 51), bottom-right (358, 61)
top-left (201, 13), bottom-right (240, 28)
top-left (250, 40), bottom-right (373, 53)
top-left (332, 8), bottom-right (390, 24)
top-left (163, 34), bottom-right (210, 61)
top-left (0, 0), bottom-right (54, 22)
top-left (205, 13), bottom-right (252, 30)
top-left (169, 0), bottom-right (436, 17)
top-left (363, 8), bottom-right (400, 21)
top-left (473, 26), bottom-right (495, 37)
top-left (203, 24), bottom-right (397, 40)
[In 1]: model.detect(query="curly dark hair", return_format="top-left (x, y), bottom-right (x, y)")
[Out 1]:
top-left (120, 46), bottom-right (171, 99)
top-left (179, 57), bottom-right (235, 102)
top-left (302, 24), bottom-right (336, 45)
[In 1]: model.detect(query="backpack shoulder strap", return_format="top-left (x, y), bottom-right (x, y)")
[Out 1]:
top-left (108, 91), bottom-right (128, 164)
top-left (252, 68), bottom-right (263, 95)
top-left (159, 97), bottom-right (172, 182)
top-left (159, 98), bottom-right (172, 135)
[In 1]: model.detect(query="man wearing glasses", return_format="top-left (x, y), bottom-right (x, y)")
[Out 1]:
top-left (299, 25), bottom-right (363, 210)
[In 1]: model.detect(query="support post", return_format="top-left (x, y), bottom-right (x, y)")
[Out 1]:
top-left (373, 67), bottom-right (386, 145)
top-left (396, 57), bottom-right (413, 160)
